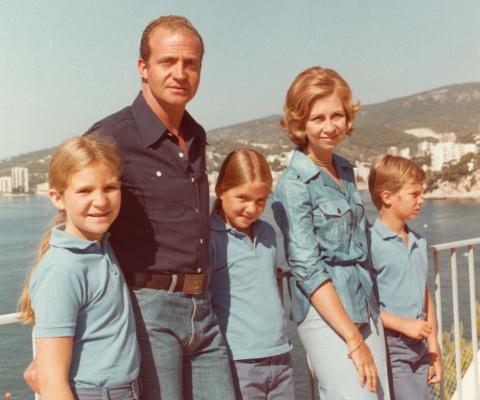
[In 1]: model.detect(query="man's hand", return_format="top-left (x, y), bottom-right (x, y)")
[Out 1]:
top-left (400, 319), bottom-right (432, 340)
top-left (23, 359), bottom-right (40, 394)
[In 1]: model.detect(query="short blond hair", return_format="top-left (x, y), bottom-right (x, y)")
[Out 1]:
top-left (140, 15), bottom-right (204, 62)
top-left (281, 66), bottom-right (361, 148)
top-left (368, 155), bottom-right (426, 210)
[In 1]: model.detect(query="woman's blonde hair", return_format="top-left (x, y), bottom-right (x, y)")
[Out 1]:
top-left (281, 66), bottom-right (361, 148)
top-left (18, 134), bottom-right (122, 324)
top-left (368, 155), bottom-right (426, 210)
top-left (213, 148), bottom-right (272, 212)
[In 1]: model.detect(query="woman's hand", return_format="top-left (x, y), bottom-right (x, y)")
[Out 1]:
top-left (310, 282), bottom-right (378, 392)
top-left (348, 338), bottom-right (378, 392)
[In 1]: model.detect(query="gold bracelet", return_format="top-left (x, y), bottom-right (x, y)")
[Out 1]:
top-left (347, 337), bottom-right (364, 358)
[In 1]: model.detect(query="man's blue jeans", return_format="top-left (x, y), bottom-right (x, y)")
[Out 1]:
top-left (130, 288), bottom-right (235, 400)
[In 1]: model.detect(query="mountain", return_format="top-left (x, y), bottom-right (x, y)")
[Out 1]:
top-left (1, 82), bottom-right (479, 186)
top-left (207, 82), bottom-right (480, 165)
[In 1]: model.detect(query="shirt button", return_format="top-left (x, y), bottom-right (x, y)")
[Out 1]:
top-left (156, 171), bottom-right (162, 177)
top-left (195, 208), bottom-right (199, 214)
top-left (191, 177), bottom-right (196, 183)
top-left (200, 238), bottom-right (204, 245)
top-left (197, 267), bottom-right (202, 273)
top-left (179, 152), bottom-right (184, 158)
top-left (337, 208), bottom-right (341, 213)
top-left (168, 132), bottom-right (173, 137)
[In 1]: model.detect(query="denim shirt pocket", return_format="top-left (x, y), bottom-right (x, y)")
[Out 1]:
top-left (312, 197), bottom-right (353, 256)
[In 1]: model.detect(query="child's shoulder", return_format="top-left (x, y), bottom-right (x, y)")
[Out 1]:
top-left (256, 218), bottom-right (276, 235)
top-left (408, 225), bottom-right (428, 249)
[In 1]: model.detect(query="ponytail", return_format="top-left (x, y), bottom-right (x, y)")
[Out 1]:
top-left (17, 211), bottom-right (66, 324)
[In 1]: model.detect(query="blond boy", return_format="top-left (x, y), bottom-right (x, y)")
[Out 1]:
top-left (368, 155), bottom-right (443, 400)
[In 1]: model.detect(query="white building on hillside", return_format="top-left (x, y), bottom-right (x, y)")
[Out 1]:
top-left (0, 176), bottom-right (12, 193)
top-left (399, 147), bottom-right (411, 159)
top-left (417, 141), bottom-right (435, 157)
top-left (431, 142), bottom-right (478, 171)
top-left (11, 167), bottom-right (29, 192)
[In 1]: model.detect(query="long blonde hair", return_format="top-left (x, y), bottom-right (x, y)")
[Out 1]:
top-left (213, 148), bottom-right (273, 213)
top-left (18, 135), bottom-right (122, 324)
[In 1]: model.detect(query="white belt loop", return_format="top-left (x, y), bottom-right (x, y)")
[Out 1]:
top-left (168, 274), bottom-right (178, 293)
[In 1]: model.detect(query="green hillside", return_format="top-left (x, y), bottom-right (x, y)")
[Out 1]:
top-left (1, 82), bottom-right (478, 181)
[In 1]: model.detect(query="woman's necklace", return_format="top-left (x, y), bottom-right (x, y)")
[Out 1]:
top-left (307, 150), bottom-right (332, 168)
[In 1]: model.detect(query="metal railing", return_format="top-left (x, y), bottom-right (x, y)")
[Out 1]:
top-left (2, 237), bottom-right (479, 400)
top-left (431, 237), bottom-right (480, 400)
top-left (0, 313), bottom-right (39, 400)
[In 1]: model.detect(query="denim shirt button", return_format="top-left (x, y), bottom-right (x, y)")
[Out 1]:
top-left (337, 208), bottom-right (341, 214)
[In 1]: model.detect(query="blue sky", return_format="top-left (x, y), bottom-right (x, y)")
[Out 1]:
top-left (1, 0), bottom-right (479, 158)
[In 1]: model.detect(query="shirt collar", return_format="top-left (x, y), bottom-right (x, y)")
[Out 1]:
top-left (131, 92), bottom-right (203, 149)
top-left (372, 219), bottom-right (399, 240)
top-left (372, 219), bottom-right (420, 247)
top-left (289, 148), bottom-right (353, 183)
top-left (49, 224), bottom-right (109, 252)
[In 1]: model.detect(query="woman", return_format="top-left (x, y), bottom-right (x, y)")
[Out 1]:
top-left (272, 66), bottom-right (390, 399)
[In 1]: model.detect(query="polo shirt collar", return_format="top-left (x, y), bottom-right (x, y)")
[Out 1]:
top-left (49, 224), bottom-right (108, 251)
top-left (372, 219), bottom-right (420, 248)
top-left (372, 219), bottom-right (399, 240)
top-left (131, 92), bottom-right (203, 149)
top-left (289, 148), bottom-right (353, 183)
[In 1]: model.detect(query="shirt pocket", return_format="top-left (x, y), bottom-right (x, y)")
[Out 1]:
top-left (312, 197), bottom-right (352, 245)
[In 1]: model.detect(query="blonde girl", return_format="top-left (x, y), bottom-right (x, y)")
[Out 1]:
top-left (209, 149), bottom-right (295, 399)
top-left (19, 135), bottom-right (139, 400)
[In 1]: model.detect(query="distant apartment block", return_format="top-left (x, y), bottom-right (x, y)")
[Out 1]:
top-left (399, 147), bottom-right (411, 159)
top-left (431, 142), bottom-right (478, 171)
top-left (417, 141), bottom-right (436, 157)
top-left (386, 146), bottom-right (399, 156)
top-left (11, 166), bottom-right (29, 192)
top-left (0, 176), bottom-right (12, 193)
top-left (439, 132), bottom-right (457, 143)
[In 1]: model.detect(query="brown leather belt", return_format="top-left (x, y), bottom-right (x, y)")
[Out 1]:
top-left (127, 272), bottom-right (207, 295)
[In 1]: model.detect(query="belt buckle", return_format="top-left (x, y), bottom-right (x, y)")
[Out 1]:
top-left (183, 273), bottom-right (205, 295)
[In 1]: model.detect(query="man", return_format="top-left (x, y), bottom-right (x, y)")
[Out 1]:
top-left (26, 15), bottom-right (235, 400)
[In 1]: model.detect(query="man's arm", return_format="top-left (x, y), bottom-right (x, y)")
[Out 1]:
top-left (35, 337), bottom-right (75, 400)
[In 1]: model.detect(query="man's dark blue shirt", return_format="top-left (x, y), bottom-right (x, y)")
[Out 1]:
top-left (86, 92), bottom-right (209, 276)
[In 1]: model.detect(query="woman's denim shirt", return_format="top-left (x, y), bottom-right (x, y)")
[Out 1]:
top-left (272, 149), bottom-right (378, 323)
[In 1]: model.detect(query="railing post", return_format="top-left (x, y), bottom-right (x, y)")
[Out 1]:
top-left (433, 250), bottom-right (445, 400)
top-left (451, 249), bottom-right (462, 400)
top-left (467, 245), bottom-right (479, 400)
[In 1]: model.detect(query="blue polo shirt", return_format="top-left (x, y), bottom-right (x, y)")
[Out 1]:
top-left (30, 226), bottom-right (139, 388)
top-left (209, 214), bottom-right (291, 360)
top-left (369, 219), bottom-right (428, 320)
